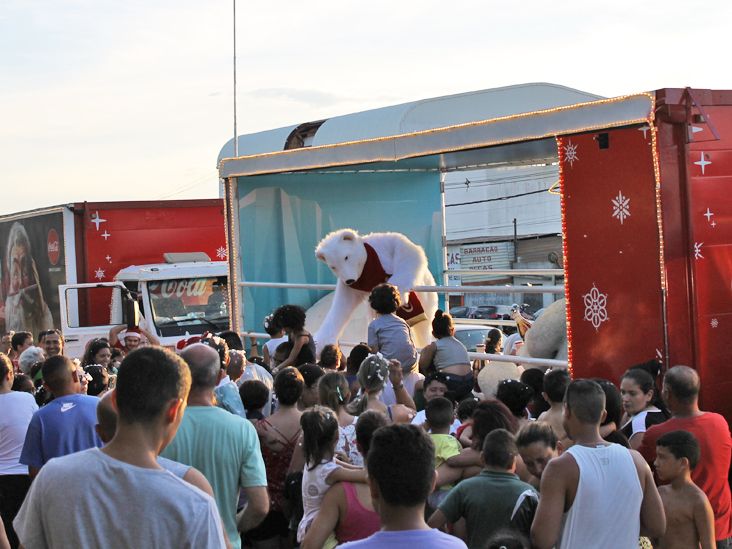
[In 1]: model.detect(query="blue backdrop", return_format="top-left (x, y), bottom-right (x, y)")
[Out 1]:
top-left (235, 170), bottom-right (444, 333)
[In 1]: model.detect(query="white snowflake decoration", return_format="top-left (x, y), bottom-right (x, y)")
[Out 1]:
top-left (694, 242), bottom-right (704, 260)
top-left (711, 318), bottom-right (719, 329)
top-left (582, 284), bottom-right (609, 331)
top-left (612, 191), bottom-right (631, 224)
top-left (564, 141), bottom-right (579, 167)
top-left (94, 267), bottom-right (105, 280)
top-left (216, 246), bottom-right (228, 260)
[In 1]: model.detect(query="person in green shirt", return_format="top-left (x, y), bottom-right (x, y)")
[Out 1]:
top-left (425, 397), bottom-right (462, 509)
top-left (161, 343), bottom-right (269, 549)
top-left (428, 429), bottom-right (537, 548)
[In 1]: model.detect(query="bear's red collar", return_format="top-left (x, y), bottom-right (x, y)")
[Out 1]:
top-left (349, 242), bottom-right (388, 292)
top-left (349, 242), bottom-right (426, 325)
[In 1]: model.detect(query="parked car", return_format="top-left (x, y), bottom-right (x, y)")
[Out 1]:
top-left (449, 306), bottom-right (479, 318)
top-left (473, 305), bottom-right (514, 320)
top-left (453, 324), bottom-right (495, 352)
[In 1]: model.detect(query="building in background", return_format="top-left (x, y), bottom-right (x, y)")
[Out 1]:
top-left (445, 164), bottom-right (563, 313)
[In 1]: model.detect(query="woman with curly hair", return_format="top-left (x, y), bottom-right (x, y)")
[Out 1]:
top-left (271, 304), bottom-right (316, 372)
top-left (81, 338), bottom-right (113, 373)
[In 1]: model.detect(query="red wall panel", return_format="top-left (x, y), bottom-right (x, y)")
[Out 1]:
top-left (559, 127), bottom-right (665, 383)
top-left (685, 106), bottom-right (732, 418)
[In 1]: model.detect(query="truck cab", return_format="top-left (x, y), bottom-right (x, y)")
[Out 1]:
top-left (60, 253), bottom-right (228, 358)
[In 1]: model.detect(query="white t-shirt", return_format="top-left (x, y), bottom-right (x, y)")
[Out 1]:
top-left (411, 409), bottom-right (461, 434)
top-left (0, 391), bottom-right (38, 475)
top-left (380, 371), bottom-right (424, 406)
top-left (503, 333), bottom-right (523, 356)
top-left (264, 335), bottom-right (288, 368)
top-left (14, 448), bottom-right (226, 549)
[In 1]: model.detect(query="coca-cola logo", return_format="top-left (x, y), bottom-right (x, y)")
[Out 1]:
top-left (149, 278), bottom-right (208, 298)
top-left (47, 229), bottom-right (60, 265)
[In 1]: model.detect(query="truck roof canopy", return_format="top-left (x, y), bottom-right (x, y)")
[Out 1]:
top-left (218, 83), bottom-right (653, 178)
top-left (115, 261), bottom-right (228, 282)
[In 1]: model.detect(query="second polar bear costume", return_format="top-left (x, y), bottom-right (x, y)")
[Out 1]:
top-left (314, 229), bottom-right (437, 350)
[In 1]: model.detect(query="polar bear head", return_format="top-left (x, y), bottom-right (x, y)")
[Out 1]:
top-left (315, 229), bottom-right (368, 286)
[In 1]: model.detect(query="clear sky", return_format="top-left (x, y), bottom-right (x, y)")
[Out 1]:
top-left (1, 0), bottom-right (730, 215)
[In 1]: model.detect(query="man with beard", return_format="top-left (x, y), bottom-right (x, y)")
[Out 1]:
top-left (4, 223), bottom-right (53, 338)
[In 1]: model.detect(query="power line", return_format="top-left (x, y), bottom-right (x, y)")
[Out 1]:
top-left (445, 187), bottom-right (553, 207)
top-left (156, 172), bottom-right (215, 199)
top-left (445, 166), bottom-right (557, 183)
top-left (448, 218), bottom-right (560, 234)
top-left (445, 175), bottom-right (556, 190)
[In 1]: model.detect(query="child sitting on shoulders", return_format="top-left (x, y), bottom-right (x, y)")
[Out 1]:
top-left (272, 304), bottom-right (316, 371)
top-left (654, 430), bottom-right (715, 549)
top-left (297, 406), bottom-right (367, 544)
top-left (425, 397), bottom-right (463, 509)
top-left (367, 283), bottom-right (422, 403)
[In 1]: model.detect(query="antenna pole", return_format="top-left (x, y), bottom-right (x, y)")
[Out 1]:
top-left (233, 0), bottom-right (238, 157)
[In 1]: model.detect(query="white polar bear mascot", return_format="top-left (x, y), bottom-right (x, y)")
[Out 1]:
top-left (314, 229), bottom-right (438, 350)
top-left (518, 298), bottom-right (568, 369)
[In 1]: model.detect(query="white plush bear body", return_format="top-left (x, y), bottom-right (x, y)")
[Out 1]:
top-left (519, 298), bottom-right (568, 369)
top-left (314, 229), bottom-right (437, 350)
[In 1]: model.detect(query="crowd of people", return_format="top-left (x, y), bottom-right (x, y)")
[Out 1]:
top-left (0, 281), bottom-right (730, 549)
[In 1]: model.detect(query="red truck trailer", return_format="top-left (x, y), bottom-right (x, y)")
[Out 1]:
top-left (218, 84), bottom-right (732, 421)
top-left (0, 199), bottom-right (228, 357)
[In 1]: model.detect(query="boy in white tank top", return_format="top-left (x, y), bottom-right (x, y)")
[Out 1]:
top-left (531, 379), bottom-right (666, 549)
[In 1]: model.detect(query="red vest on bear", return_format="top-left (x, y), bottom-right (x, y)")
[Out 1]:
top-left (349, 242), bottom-right (426, 326)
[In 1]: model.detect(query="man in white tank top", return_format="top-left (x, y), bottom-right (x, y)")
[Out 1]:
top-left (531, 379), bottom-right (665, 549)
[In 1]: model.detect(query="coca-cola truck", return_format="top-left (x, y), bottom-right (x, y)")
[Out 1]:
top-left (218, 84), bottom-right (732, 421)
top-left (0, 199), bottom-right (228, 357)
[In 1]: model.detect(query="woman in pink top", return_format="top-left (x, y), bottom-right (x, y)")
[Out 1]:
top-left (301, 411), bottom-right (386, 549)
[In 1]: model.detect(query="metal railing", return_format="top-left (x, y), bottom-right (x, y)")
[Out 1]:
top-left (239, 281), bottom-right (564, 295)
top-left (240, 331), bottom-right (567, 369)
top-left (238, 274), bottom-right (569, 370)
top-left (443, 268), bottom-right (563, 276)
